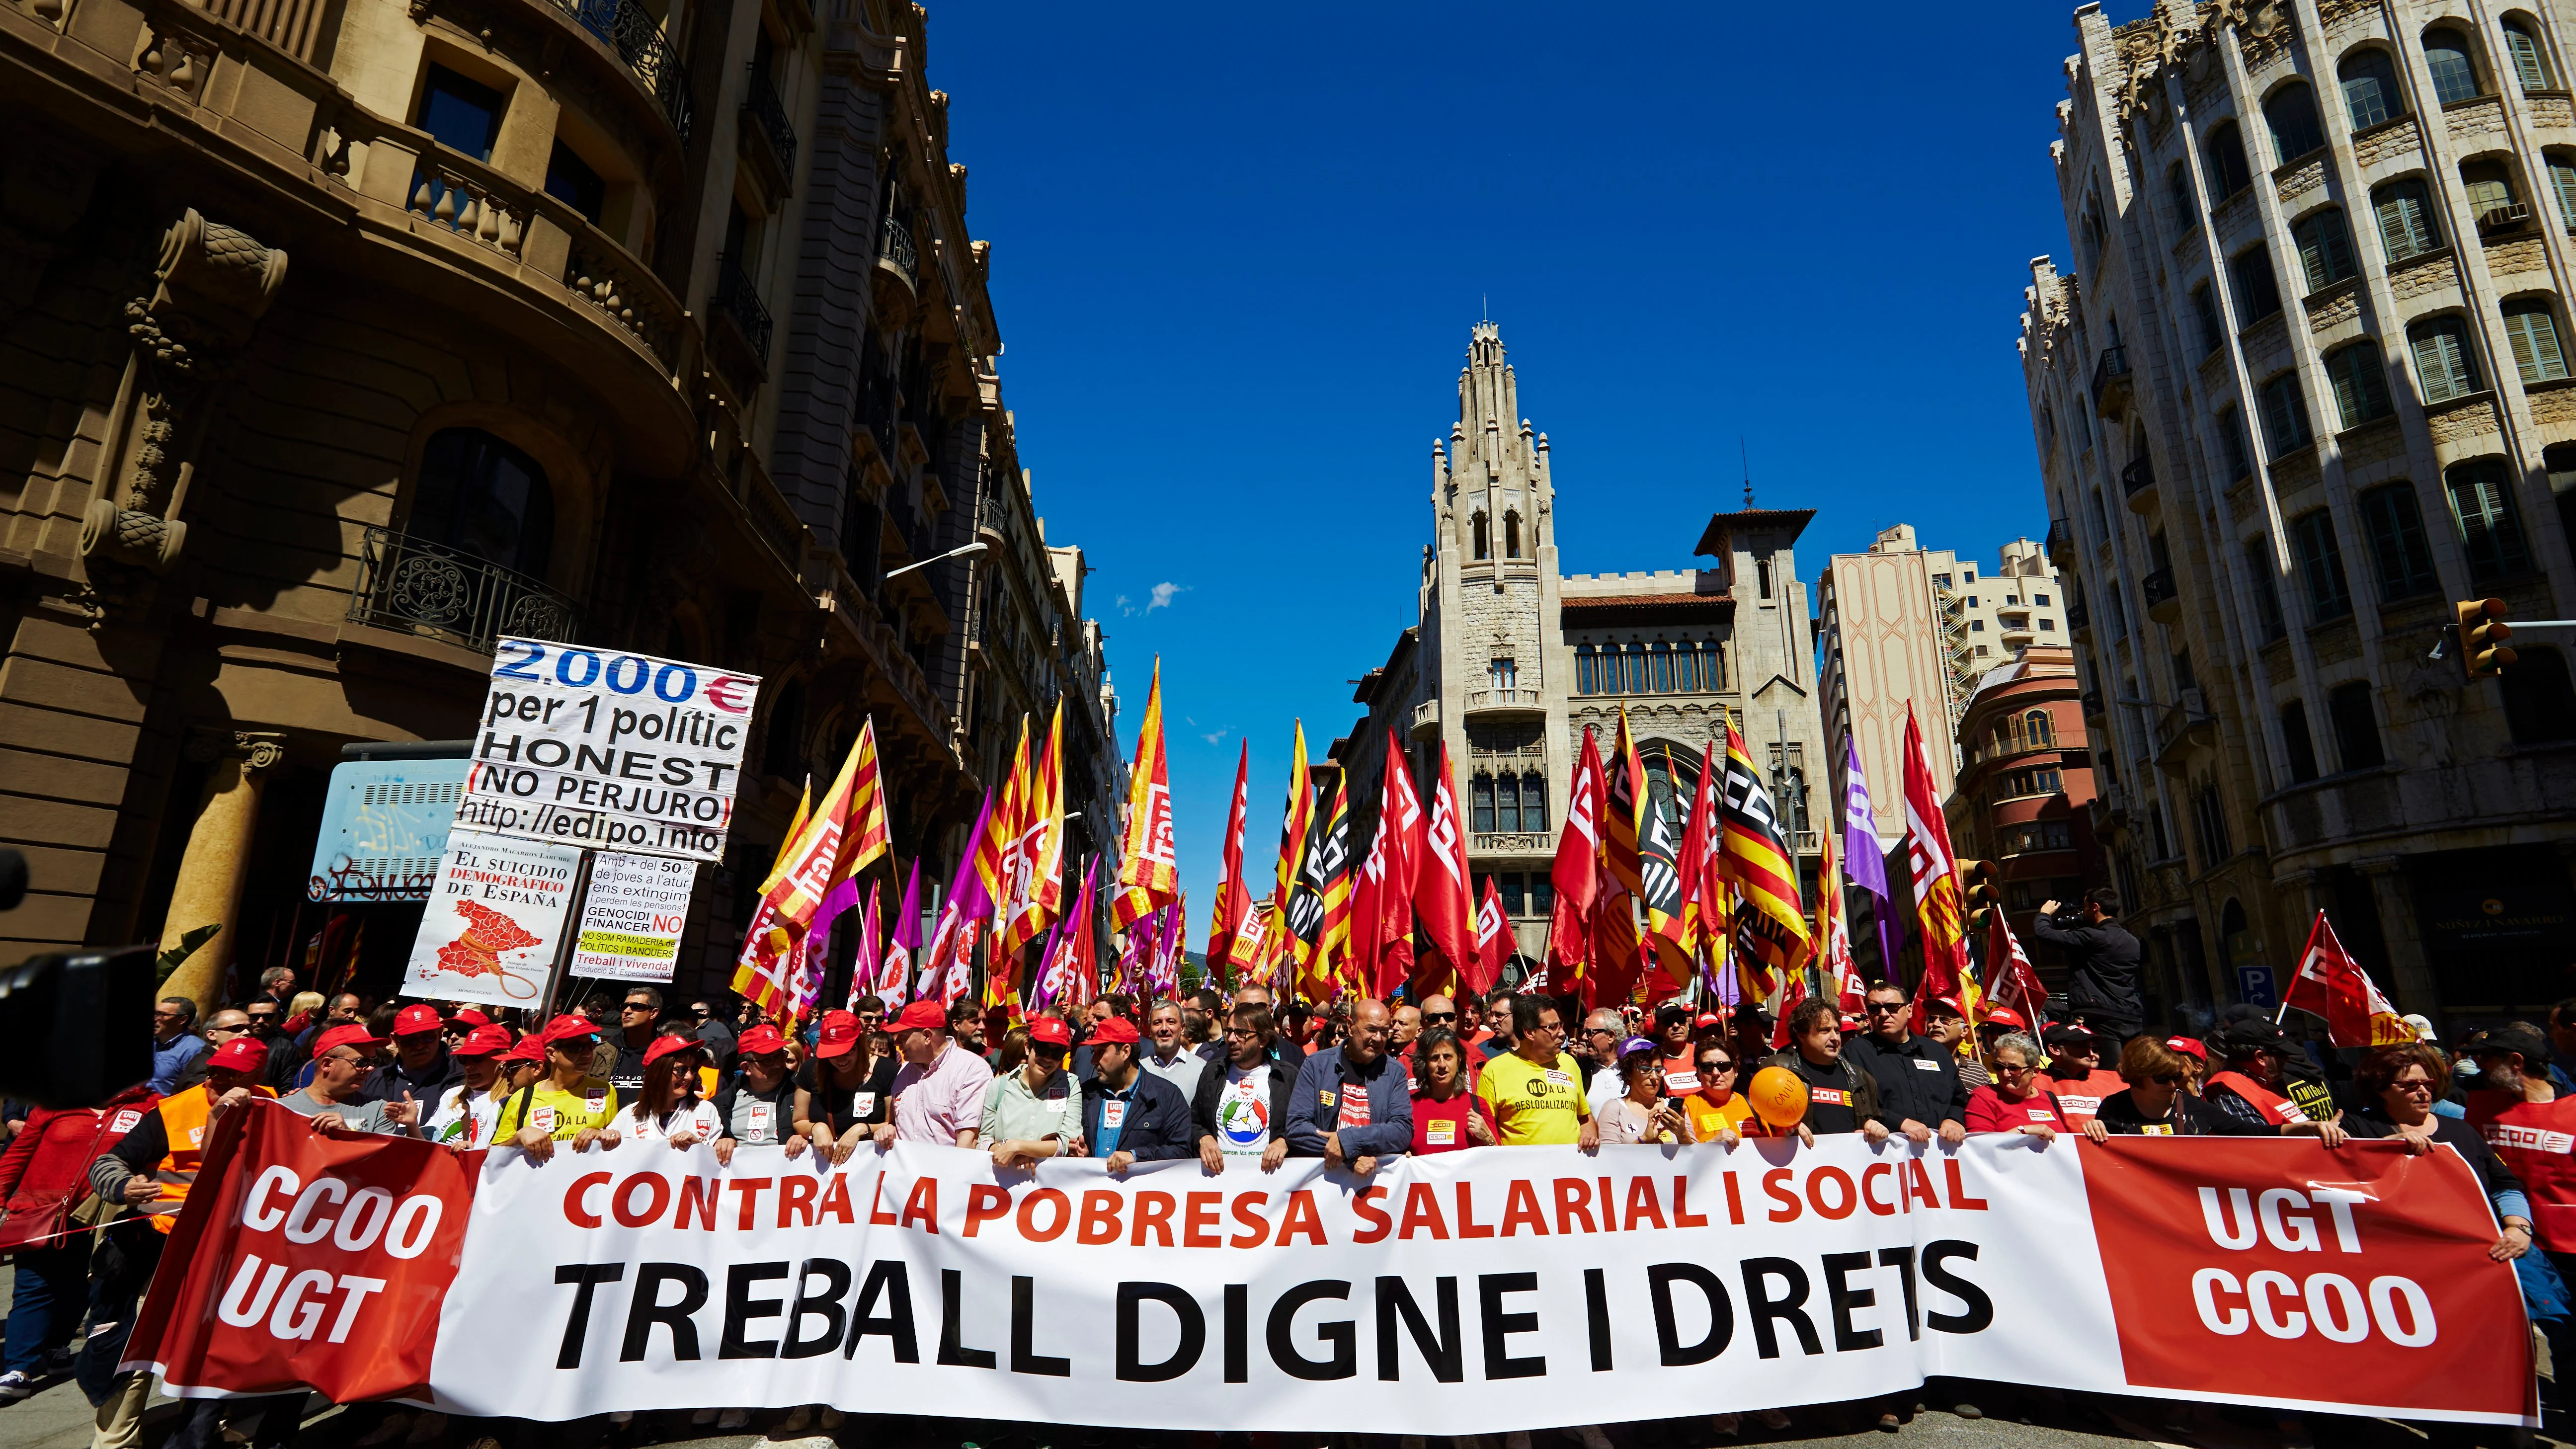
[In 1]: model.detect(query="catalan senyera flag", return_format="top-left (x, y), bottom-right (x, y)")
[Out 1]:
top-left (1114, 659), bottom-right (1178, 929)
top-left (1720, 716), bottom-right (1810, 996)
top-left (1208, 739), bottom-right (1253, 968)
top-left (1000, 704), bottom-right (1066, 959)
top-left (1674, 737), bottom-right (1720, 960)
top-left (729, 777), bottom-right (813, 1025)
top-left (1901, 704), bottom-right (1971, 1012)
top-left (980, 716), bottom-right (1032, 925)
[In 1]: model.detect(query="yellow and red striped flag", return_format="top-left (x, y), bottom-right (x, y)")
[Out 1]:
top-left (1721, 716), bottom-right (1810, 996)
top-left (1000, 704), bottom-right (1066, 958)
top-left (1114, 659), bottom-right (1177, 928)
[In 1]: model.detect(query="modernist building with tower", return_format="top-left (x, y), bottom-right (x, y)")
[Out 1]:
top-left (1331, 324), bottom-right (1830, 974)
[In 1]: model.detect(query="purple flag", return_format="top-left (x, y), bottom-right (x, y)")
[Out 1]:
top-left (1841, 736), bottom-right (1890, 899)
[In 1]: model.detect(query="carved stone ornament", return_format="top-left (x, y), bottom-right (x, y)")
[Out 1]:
top-left (183, 727), bottom-right (287, 771)
top-left (2113, 8), bottom-right (2200, 120)
top-left (2213, 0), bottom-right (2288, 40)
top-left (80, 208), bottom-right (287, 574)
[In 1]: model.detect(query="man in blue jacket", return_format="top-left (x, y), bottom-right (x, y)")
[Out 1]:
top-left (1079, 1016), bottom-right (1195, 1170)
top-left (1285, 998), bottom-right (1412, 1173)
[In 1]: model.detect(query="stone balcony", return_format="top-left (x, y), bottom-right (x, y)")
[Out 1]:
top-left (1464, 686), bottom-right (1545, 716)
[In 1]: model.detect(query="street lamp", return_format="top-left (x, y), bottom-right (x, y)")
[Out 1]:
top-left (883, 540), bottom-right (988, 580)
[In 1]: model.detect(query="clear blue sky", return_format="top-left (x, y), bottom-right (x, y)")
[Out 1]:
top-left (932, 4), bottom-right (2120, 919)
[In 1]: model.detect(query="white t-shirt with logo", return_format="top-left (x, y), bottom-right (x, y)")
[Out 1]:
top-left (427, 1085), bottom-right (502, 1148)
top-left (1216, 1066), bottom-right (1273, 1160)
top-left (614, 1099), bottom-right (722, 1144)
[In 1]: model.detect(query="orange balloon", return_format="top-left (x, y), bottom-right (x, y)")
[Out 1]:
top-left (1747, 1066), bottom-right (1810, 1130)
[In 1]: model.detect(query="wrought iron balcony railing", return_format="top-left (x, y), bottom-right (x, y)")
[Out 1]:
top-left (348, 527), bottom-right (579, 654)
top-left (877, 208), bottom-right (917, 284)
top-left (2121, 455), bottom-right (2156, 496)
top-left (2091, 344), bottom-right (2131, 414)
top-left (560, 0), bottom-right (693, 140)
top-left (712, 251), bottom-right (773, 359)
top-left (2142, 566), bottom-right (2179, 612)
top-left (744, 65), bottom-right (797, 177)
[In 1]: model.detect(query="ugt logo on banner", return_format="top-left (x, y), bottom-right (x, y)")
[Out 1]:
top-left (124, 1101), bottom-right (482, 1403)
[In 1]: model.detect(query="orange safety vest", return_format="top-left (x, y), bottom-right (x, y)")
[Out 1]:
top-left (149, 1083), bottom-right (276, 1232)
top-left (2204, 1070), bottom-right (2305, 1126)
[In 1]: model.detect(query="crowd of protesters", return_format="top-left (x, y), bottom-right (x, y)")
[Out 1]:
top-left (0, 947), bottom-right (2567, 1449)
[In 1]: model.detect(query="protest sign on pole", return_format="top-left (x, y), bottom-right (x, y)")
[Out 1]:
top-left (401, 828), bottom-right (583, 1007)
top-left (567, 852), bottom-right (697, 983)
top-left (456, 639), bottom-right (760, 864)
top-left (133, 1118), bottom-right (2532, 1432)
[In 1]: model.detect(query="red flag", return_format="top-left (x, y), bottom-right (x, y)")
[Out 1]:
top-left (1591, 713), bottom-right (1648, 1009)
top-left (1901, 705), bottom-right (1971, 1018)
top-left (1771, 969), bottom-right (1807, 1050)
top-left (2282, 911), bottom-right (2414, 1047)
top-left (1208, 740), bottom-right (1253, 967)
top-left (1415, 742), bottom-right (1475, 998)
top-left (1983, 913), bottom-right (2047, 1027)
top-left (1362, 731), bottom-right (1426, 998)
top-left (1546, 726), bottom-right (1606, 992)
top-left (1468, 875), bottom-right (1508, 997)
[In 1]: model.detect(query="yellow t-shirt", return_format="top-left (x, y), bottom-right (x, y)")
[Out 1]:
top-left (493, 1076), bottom-right (620, 1142)
top-left (1475, 1051), bottom-right (1591, 1145)
top-left (1684, 1091), bottom-right (1755, 1141)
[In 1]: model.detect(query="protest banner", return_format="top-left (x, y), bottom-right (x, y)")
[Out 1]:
top-left (457, 639), bottom-right (760, 863)
top-left (130, 1108), bottom-right (2532, 1432)
top-left (401, 829), bottom-right (582, 1007)
top-left (569, 852), bottom-right (698, 983)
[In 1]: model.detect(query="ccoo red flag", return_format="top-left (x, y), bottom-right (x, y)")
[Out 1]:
top-left (1415, 742), bottom-right (1475, 999)
top-left (2282, 910), bottom-right (2415, 1047)
top-left (1546, 726), bottom-right (1606, 993)
top-left (1468, 875), bottom-right (1508, 998)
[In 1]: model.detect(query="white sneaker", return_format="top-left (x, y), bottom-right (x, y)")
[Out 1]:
top-left (717, 1409), bottom-right (751, 1431)
top-left (1573, 1427), bottom-right (1614, 1449)
top-left (0, 1371), bottom-right (34, 1402)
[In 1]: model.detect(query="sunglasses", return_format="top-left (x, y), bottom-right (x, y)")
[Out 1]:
top-left (1424, 1012), bottom-right (1456, 1023)
top-left (1865, 1002), bottom-right (1908, 1014)
top-left (2152, 1073), bottom-right (2186, 1086)
top-left (1699, 1059), bottom-right (1735, 1074)
top-left (622, 1003), bottom-right (654, 1013)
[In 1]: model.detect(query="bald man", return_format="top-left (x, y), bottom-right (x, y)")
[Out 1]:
top-left (1284, 998), bottom-right (1412, 1174)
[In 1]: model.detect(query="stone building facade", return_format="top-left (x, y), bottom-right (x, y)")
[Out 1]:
top-left (1942, 645), bottom-right (2105, 993)
top-left (1330, 325), bottom-right (1830, 974)
top-left (2021, 0), bottom-right (2576, 1030)
top-left (0, 0), bottom-right (1120, 1003)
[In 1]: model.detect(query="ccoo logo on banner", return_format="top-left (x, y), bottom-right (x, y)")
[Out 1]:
top-left (131, 1104), bottom-right (2534, 1431)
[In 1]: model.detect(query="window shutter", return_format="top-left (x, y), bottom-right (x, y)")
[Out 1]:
top-left (2511, 27), bottom-right (2550, 91)
top-left (2531, 310), bottom-right (2568, 379)
top-left (2553, 162), bottom-right (2576, 229)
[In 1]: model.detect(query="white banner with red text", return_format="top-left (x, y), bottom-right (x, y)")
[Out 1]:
top-left (131, 1101), bottom-right (2535, 1431)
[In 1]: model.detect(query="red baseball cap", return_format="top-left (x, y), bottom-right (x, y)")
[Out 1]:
top-left (1927, 995), bottom-right (1967, 1018)
top-left (738, 1024), bottom-right (788, 1056)
top-left (2165, 1036), bottom-right (2210, 1062)
top-left (206, 1037), bottom-right (270, 1075)
top-left (1838, 1015), bottom-right (1863, 1033)
top-left (312, 1024), bottom-right (386, 1060)
top-left (1982, 1005), bottom-right (2029, 1030)
top-left (815, 1009), bottom-right (862, 1059)
top-left (643, 1035), bottom-right (699, 1068)
top-left (1693, 1012), bottom-right (1726, 1030)
top-left (454, 1023), bottom-right (514, 1057)
top-left (892, 1000), bottom-right (949, 1033)
top-left (498, 1033), bottom-right (546, 1064)
top-left (451, 1008), bottom-right (492, 1030)
top-left (539, 1014), bottom-right (601, 1048)
top-left (1090, 1016), bottom-right (1140, 1045)
top-left (1028, 1017), bottom-right (1073, 1049)
top-left (392, 1003), bottom-right (445, 1037)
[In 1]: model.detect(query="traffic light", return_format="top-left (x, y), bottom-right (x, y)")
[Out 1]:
top-left (2455, 598), bottom-right (2516, 679)
top-left (1955, 859), bottom-right (2000, 934)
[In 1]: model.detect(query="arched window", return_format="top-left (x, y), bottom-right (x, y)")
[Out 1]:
top-left (2410, 316), bottom-right (2482, 402)
top-left (2260, 370), bottom-right (2312, 452)
top-left (2205, 121), bottom-right (2254, 198)
top-left (2505, 19), bottom-right (2554, 91)
top-left (2217, 404), bottom-right (2253, 480)
top-left (1471, 773), bottom-right (1495, 833)
top-left (2446, 458), bottom-right (2535, 579)
top-left (2292, 508), bottom-right (2354, 621)
top-left (2328, 680), bottom-right (2385, 770)
top-left (411, 427), bottom-right (556, 578)
top-left (1504, 511), bottom-right (1522, 558)
top-left (2424, 25), bottom-right (2482, 105)
top-left (2292, 208), bottom-right (2356, 291)
top-left (1575, 644), bottom-right (1599, 696)
top-left (1494, 772), bottom-right (1521, 833)
top-left (1622, 642), bottom-right (1648, 695)
top-left (2359, 483), bottom-right (2440, 600)
top-left (2167, 161), bottom-right (2193, 221)
top-left (2024, 709), bottom-right (2055, 748)
top-left (2503, 645), bottom-right (2576, 743)
top-left (2547, 148), bottom-right (2576, 230)
top-left (2462, 159), bottom-right (2524, 229)
top-left (2340, 49), bottom-right (2404, 129)
top-left (2326, 341), bottom-right (2393, 427)
top-left (2191, 283), bottom-right (2225, 356)
top-left (2502, 298), bottom-right (2570, 382)
top-left (1755, 557), bottom-right (1774, 599)
top-left (1649, 641), bottom-right (1674, 693)
top-left (2373, 177), bottom-right (2443, 260)
top-left (2265, 82), bottom-right (2326, 162)
top-left (1471, 511), bottom-right (1490, 561)
top-left (2280, 699), bottom-right (2321, 783)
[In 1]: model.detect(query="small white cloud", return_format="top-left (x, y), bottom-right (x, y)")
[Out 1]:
top-left (1201, 728), bottom-right (1228, 745)
top-left (1147, 581), bottom-right (1187, 611)
top-left (1114, 593), bottom-right (1131, 611)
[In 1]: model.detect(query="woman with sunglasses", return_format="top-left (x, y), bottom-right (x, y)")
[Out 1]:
top-left (610, 1037), bottom-right (721, 1149)
top-left (1598, 1038), bottom-right (1694, 1145)
top-left (2344, 1043), bottom-right (2530, 1259)
top-left (2080, 1037), bottom-right (2348, 1142)
top-left (1680, 1043), bottom-right (1755, 1145)
top-left (1964, 1032), bottom-right (2061, 1139)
